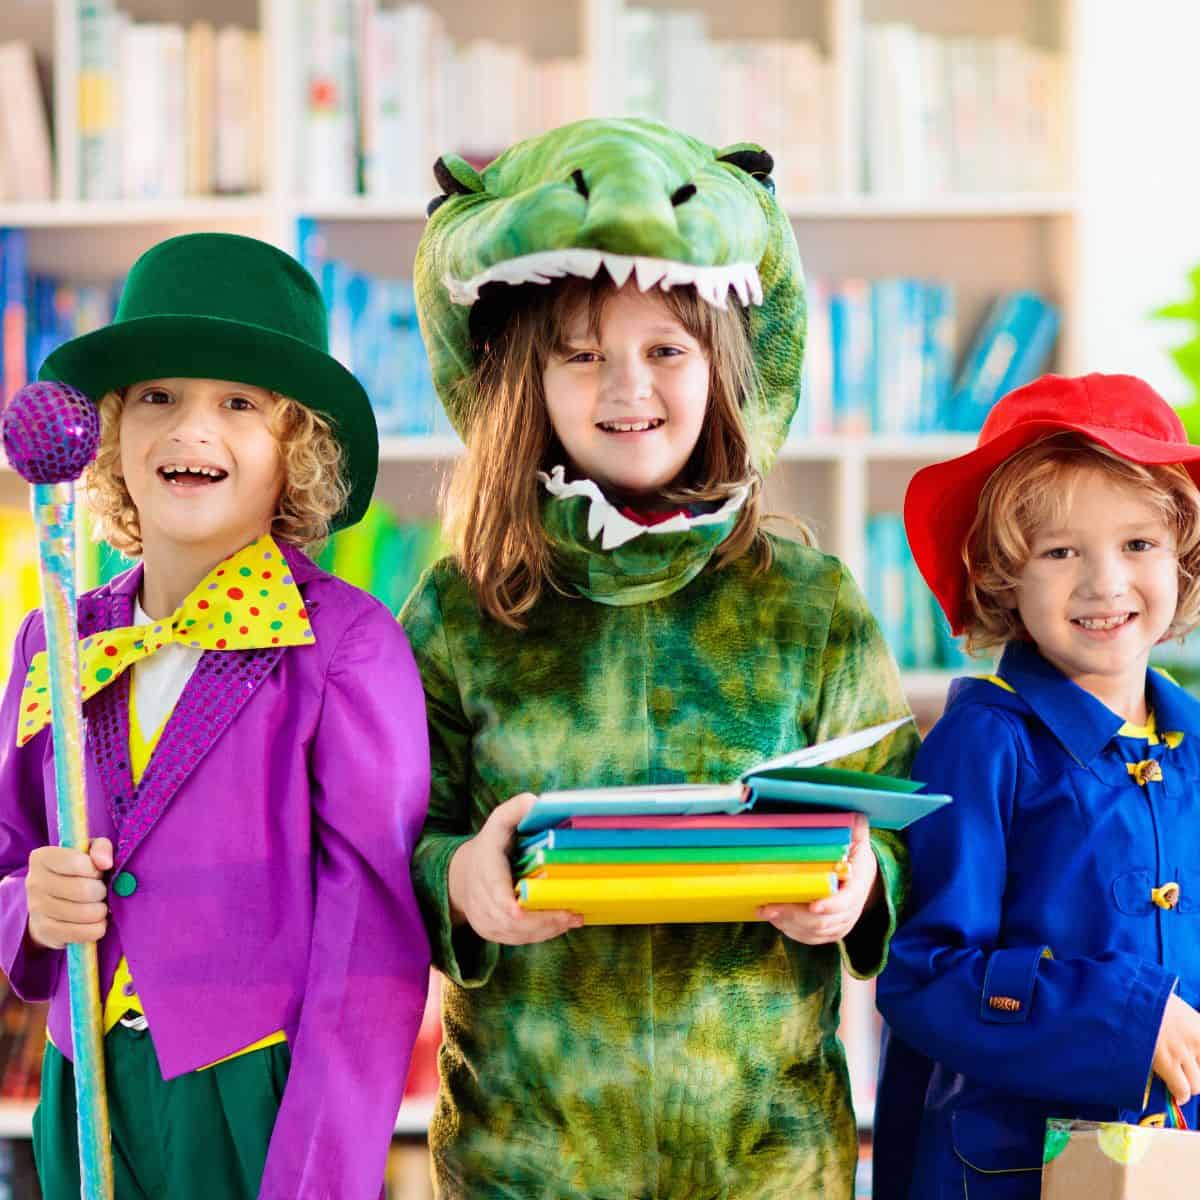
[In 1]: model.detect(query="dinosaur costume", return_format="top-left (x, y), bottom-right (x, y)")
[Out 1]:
top-left (403, 118), bottom-right (917, 1199)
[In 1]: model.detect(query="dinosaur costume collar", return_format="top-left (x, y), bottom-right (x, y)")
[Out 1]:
top-left (414, 117), bottom-right (807, 477)
top-left (539, 467), bottom-right (747, 606)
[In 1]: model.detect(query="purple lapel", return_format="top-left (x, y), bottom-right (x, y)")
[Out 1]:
top-left (82, 568), bottom-right (138, 843)
top-left (83, 545), bottom-right (326, 866)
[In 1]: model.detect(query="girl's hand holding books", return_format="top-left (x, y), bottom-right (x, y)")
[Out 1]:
top-left (448, 793), bottom-right (585, 946)
top-left (25, 837), bottom-right (113, 950)
top-left (758, 816), bottom-right (880, 945)
top-left (1152, 992), bottom-right (1200, 1105)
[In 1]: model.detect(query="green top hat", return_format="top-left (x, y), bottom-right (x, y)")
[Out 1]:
top-left (38, 232), bottom-right (378, 531)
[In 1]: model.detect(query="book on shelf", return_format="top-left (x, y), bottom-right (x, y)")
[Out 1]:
top-left (296, 218), bottom-right (448, 437)
top-left (865, 512), bottom-right (973, 673)
top-left (75, 2), bottom-right (261, 201)
top-left (862, 22), bottom-right (1068, 195)
top-left (0, 42), bottom-right (54, 204)
top-left (623, 7), bottom-right (832, 196)
top-left (948, 291), bottom-right (1060, 431)
top-left (791, 279), bottom-right (1058, 438)
top-left (299, 0), bottom-right (586, 199)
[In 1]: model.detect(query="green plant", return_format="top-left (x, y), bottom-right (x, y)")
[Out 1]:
top-left (1154, 264), bottom-right (1200, 441)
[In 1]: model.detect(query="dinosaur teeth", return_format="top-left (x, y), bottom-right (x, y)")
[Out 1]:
top-left (444, 250), bottom-right (763, 311)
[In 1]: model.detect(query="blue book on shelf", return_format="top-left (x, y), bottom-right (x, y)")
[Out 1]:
top-left (921, 283), bottom-right (956, 433)
top-left (830, 280), bottom-right (872, 434)
top-left (948, 291), bottom-right (1060, 431)
top-left (866, 514), bottom-right (910, 667)
top-left (904, 556), bottom-right (939, 670)
top-left (1, 228), bottom-right (28, 403)
top-left (870, 278), bottom-right (912, 435)
top-left (933, 607), bottom-right (973, 670)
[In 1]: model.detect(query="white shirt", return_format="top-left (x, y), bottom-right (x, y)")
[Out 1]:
top-left (130, 598), bottom-right (203, 741)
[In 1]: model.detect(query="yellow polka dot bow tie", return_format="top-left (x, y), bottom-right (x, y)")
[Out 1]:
top-left (17, 534), bottom-right (313, 746)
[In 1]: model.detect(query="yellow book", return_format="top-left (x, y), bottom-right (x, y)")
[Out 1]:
top-left (523, 860), bottom-right (850, 881)
top-left (517, 871), bottom-right (839, 925)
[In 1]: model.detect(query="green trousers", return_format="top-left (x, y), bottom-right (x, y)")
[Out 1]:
top-left (33, 1023), bottom-right (290, 1200)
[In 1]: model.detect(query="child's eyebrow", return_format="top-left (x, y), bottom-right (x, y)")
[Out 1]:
top-left (1034, 520), bottom-right (1168, 540)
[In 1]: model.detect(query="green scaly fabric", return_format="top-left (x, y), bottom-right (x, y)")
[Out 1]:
top-left (402, 118), bottom-right (916, 1199)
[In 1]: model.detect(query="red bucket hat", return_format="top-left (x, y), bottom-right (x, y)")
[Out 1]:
top-left (905, 373), bottom-right (1200, 635)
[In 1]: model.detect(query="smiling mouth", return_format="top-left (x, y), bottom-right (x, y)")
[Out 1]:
top-left (1072, 613), bottom-right (1135, 631)
top-left (158, 465), bottom-right (229, 486)
top-left (597, 418), bottom-right (665, 433)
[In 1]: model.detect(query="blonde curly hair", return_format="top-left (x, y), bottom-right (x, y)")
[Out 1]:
top-left (962, 434), bottom-right (1200, 654)
top-left (85, 388), bottom-right (349, 555)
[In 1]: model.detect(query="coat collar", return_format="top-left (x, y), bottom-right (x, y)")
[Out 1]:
top-left (81, 539), bottom-right (322, 864)
top-left (990, 639), bottom-right (1200, 766)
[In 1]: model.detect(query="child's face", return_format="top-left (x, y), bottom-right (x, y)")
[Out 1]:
top-left (542, 283), bottom-right (709, 499)
top-left (1008, 468), bottom-right (1179, 701)
top-left (118, 377), bottom-right (284, 559)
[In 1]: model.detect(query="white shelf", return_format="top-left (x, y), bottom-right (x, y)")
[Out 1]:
top-left (0, 197), bottom-right (270, 229)
top-left (901, 670), bottom-right (960, 709)
top-left (379, 435), bottom-right (464, 462)
top-left (294, 198), bottom-right (432, 222)
top-left (0, 1097), bottom-right (436, 1139)
top-left (784, 193), bottom-right (1078, 220)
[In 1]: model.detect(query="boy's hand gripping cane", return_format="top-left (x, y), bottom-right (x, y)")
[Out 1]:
top-left (2, 383), bottom-right (113, 1200)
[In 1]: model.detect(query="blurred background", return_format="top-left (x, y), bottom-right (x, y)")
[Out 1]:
top-left (1, 1), bottom-right (1199, 1195)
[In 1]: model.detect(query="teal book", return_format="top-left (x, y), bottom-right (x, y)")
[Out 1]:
top-left (518, 717), bottom-right (951, 835)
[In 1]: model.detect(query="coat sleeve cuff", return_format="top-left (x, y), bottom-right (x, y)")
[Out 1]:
top-left (980, 945), bottom-right (1052, 1023)
top-left (0, 882), bottom-right (63, 1003)
top-left (1119, 961), bottom-right (1178, 1111)
top-left (413, 833), bottom-right (500, 989)
top-left (841, 829), bottom-right (907, 980)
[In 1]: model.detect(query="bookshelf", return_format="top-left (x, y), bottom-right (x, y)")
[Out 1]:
top-left (0, 0), bottom-right (1084, 1179)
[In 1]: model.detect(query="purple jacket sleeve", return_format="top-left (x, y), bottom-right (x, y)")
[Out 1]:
top-left (258, 603), bottom-right (432, 1200)
top-left (0, 611), bottom-right (63, 1001)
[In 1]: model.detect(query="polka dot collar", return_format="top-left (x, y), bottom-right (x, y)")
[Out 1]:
top-left (18, 534), bottom-right (313, 747)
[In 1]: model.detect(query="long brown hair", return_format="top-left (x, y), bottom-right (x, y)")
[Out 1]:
top-left (445, 276), bottom-right (781, 627)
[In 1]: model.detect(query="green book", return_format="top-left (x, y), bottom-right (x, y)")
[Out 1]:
top-left (515, 842), bottom-right (848, 875)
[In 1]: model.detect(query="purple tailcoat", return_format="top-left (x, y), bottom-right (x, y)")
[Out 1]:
top-left (0, 543), bottom-right (431, 1199)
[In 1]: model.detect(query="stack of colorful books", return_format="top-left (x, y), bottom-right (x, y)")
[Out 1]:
top-left (514, 718), bottom-right (951, 926)
top-left (515, 812), bottom-right (855, 923)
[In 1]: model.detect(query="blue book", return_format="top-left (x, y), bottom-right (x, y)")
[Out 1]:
top-left (905, 555), bottom-right (939, 669)
top-left (830, 279), bottom-right (873, 434)
top-left (922, 283), bottom-right (956, 433)
top-left (1, 228), bottom-right (28, 403)
top-left (949, 291), bottom-right (1060, 431)
top-left (518, 717), bottom-right (951, 834)
top-left (866, 514), bottom-right (910, 667)
top-left (518, 825), bottom-right (854, 854)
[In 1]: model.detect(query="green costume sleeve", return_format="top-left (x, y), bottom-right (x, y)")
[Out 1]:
top-left (401, 567), bottom-right (501, 988)
top-left (806, 562), bottom-right (918, 981)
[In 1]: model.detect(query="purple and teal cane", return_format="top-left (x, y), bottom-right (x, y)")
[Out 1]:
top-left (2, 383), bottom-right (113, 1200)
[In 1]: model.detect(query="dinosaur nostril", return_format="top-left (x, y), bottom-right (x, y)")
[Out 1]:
top-left (571, 169), bottom-right (589, 199)
top-left (670, 184), bottom-right (697, 206)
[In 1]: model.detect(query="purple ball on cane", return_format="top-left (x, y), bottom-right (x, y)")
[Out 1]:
top-left (1, 382), bottom-right (99, 484)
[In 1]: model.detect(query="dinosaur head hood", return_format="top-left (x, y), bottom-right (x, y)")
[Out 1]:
top-left (413, 117), bottom-right (806, 475)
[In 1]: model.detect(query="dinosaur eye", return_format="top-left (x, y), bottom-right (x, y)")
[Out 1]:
top-left (571, 169), bottom-right (589, 199)
top-left (715, 147), bottom-right (776, 193)
top-left (670, 184), bottom-right (697, 206)
top-left (427, 194), bottom-right (450, 216)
